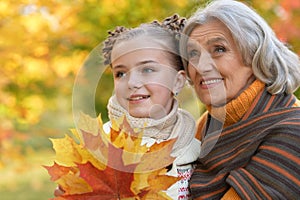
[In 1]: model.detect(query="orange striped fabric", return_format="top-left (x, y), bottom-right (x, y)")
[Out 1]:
top-left (190, 87), bottom-right (300, 199)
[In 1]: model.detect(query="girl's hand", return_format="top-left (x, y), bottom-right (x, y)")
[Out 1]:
top-left (54, 186), bottom-right (65, 197)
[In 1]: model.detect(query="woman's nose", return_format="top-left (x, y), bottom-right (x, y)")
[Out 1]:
top-left (195, 49), bottom-right (214, 74)
top-left (127, 71), bottom-right (143, 89)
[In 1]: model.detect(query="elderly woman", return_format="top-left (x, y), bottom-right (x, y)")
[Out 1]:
top-left (180, 0), bottom-right (300, 199)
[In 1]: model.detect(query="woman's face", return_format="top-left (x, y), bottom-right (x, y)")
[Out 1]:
top-left (186, 19), bottom-right (254, 107)
top-left (111, 38), bottom-right (185, 119)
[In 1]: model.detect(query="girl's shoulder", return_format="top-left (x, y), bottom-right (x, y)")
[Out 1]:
top-left (103, 121), bottom-right (111, 134)
top-left (173, 138), bottom-right (201, 166)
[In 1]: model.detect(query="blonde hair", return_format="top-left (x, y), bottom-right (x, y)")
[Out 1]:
top-left (103, 14), bottom-right (186, 71)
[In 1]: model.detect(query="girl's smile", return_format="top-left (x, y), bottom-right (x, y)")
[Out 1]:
top-left (111, 37), bottom-right (185, 119)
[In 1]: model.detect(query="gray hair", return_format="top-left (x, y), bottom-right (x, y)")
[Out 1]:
top-left (180, 0), bottom-right (300, 94)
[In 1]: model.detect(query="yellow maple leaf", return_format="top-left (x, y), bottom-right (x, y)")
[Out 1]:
top-left (51, 133), bottom-right (105, 170)
top-left (134, 138), bottom-right (176, 173)
top-left (56, 173), bottom-right (92, 195)
top-left (147, 168), bottom-right (179, 192)
top-left (46, 113), bottom-right (178, 199)
top-left (51, 134), bottom-right (82, 166)
top-left (44, 162), bottom-right (92, 195)
top-left (75, 113), bottom-right (109, 164)
top-left (76, 112), bottom-right (101, 137)
top-left (141, 191), bottom-right (173, 200)
top-left (131, 168), bottom-right (179, 197)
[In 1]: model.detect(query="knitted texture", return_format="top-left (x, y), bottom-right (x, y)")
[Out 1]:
top-left (191, 83), bottom-right (300, 199)
top-left (221, 187), bottom-right (241, 200)
top-left (107, 95), bottom-right (196, 155)
top-left (207, 79), bottom-right (265, 127)
top-left (108, 95), bottom-right (177, 139)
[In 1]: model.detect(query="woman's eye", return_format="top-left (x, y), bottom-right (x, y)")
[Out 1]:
top-left (214, 46), bottom-right (226, 53)
top-left (188, 49), bottom-right (200, 58)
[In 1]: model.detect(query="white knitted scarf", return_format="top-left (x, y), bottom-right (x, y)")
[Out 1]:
top-left (107, 95), bottom-right (196, 155)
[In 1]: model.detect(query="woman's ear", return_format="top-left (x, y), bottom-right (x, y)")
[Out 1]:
top-left (172, 70), bottom-right (186, 95)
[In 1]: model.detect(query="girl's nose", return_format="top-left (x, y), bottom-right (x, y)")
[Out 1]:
top-left (127, 71), bottom-right (143, 89)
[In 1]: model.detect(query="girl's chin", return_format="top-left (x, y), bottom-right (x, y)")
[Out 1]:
top-left (128, 111), bottom-right (149, 118)
top-left (129, 109), bottom-right (168, 120)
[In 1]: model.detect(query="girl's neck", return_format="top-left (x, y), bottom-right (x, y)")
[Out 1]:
top-left (107, 95), bottom-right (178, 140)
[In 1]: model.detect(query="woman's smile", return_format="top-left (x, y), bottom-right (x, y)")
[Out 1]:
top-left (187, 20), bottom-right (254, 106)
top-left (200, 78), bottom-right (224, 88)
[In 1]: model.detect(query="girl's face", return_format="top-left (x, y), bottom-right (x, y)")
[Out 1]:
top-left (186, 19), bottom-right (254, 107)
top-left (111, 38), bottom-right (185, 119)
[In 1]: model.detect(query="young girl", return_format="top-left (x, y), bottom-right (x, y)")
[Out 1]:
top-left (102, 14), bottom-right (201, 199)
top-left (54, 14), bottom-right (200, 199)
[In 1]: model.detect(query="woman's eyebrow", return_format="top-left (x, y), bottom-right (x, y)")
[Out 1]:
top-left (187, 37), bottom-right (227, 48)
top-left (207, 37), bottom-right (227, 45)
top-left (186, 42), bottom-right (199, 51)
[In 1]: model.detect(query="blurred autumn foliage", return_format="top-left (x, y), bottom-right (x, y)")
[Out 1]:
top-left (0, 0), bottom-right (299, 199)
top-left (0, 0), bottom-right (200, 166)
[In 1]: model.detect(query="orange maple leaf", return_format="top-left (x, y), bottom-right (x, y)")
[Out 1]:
top-left (56, 161), bottom-right (136, 200)
top-left (45, 162), bottom-right (74, 182)
top-left (132, 168), bottom-right (179, 199)
top-left (46, 138), bottom-right (138, 199)
top-left (44, 162), bottom-right (93, 196)
top-left (45, 113), bottom-right (178, 200)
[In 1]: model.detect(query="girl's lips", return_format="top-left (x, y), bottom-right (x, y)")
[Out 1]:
top-left (127, 95), bottom-right (150, 101)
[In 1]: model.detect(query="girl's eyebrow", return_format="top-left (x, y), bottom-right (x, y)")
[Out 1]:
top-left (138, 60), bottom-right (158, 65)
top-left (113, 60), bottom-right (158, 69)
top-left (112, 64), bottom-right (126, 70)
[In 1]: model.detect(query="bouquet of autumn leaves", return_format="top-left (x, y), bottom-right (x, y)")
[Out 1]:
top-left (45, 113), bottom-right (179, 200)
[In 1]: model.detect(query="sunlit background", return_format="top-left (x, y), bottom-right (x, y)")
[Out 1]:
top-left (1, 0), bottom-right (299, 199)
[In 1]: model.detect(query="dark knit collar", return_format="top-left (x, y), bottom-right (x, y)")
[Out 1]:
top-left (207, 79), bottom-right (265, 127)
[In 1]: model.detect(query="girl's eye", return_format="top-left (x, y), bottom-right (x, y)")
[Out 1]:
top-left (142, 67), bottom-right (154, 73)
top-left (115, 71), bottom-right (126, 78)
top-left (140, 66), bottom-right (156, 74)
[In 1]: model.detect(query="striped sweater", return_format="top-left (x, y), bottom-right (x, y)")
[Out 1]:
top-left (190, 80), bottom-right (300, 199)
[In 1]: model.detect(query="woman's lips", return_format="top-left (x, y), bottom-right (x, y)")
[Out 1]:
top-left (199, 78), bottom-right (224, 89)
top-left (201, 78), bottom-right (223, 85)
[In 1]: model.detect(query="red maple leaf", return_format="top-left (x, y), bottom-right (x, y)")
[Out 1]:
top-left (58, 161), bottom-right (137, 200)
top-left (44, 162), bottom-right (74, 182)
top-left (50, 141), bottom-right (138, 200)
top-left (46, 114), bottom-right (178, 200)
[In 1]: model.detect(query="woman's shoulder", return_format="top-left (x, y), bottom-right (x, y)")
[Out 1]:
top-left (195, 111), bottom-right (209, 141)
top-left (294, 97), bottom-right (300, 107)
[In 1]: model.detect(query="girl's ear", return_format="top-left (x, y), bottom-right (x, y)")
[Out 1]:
top-left (172, 70), bottom-right (186, 95)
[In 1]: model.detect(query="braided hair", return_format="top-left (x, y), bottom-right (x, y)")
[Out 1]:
top-left (102, 14), bottom-right (186, 70)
